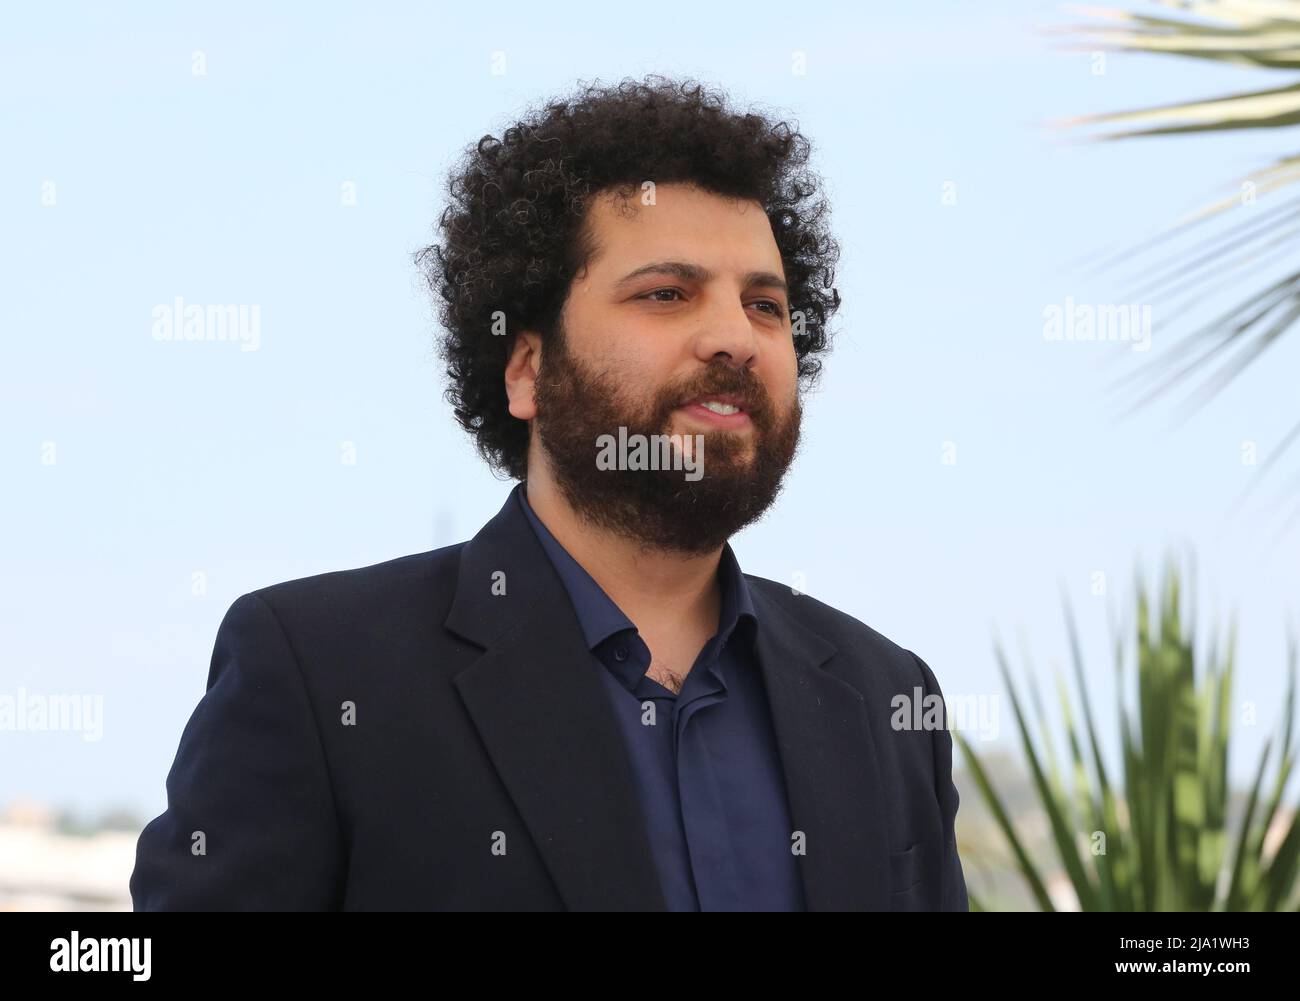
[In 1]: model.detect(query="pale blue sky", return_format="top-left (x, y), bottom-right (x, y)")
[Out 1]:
top-left (2, 0), bottom-right (1297, 818)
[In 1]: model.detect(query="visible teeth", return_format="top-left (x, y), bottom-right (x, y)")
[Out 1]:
top-left (698, 400), bottom-right (741, 415)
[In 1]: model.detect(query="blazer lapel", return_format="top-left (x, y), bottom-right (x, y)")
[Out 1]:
top-left (445, 488), bottom-right (667, 911)
top-left (444, 486), bottom-right (891, 911)
top-left (749, 583), bottom-right (892, 911)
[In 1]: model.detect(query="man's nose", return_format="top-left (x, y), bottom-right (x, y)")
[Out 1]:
top-left (694, 298), bottom-right (759, 367)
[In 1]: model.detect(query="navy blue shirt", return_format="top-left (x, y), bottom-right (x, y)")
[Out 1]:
top-left (515, 483), bottom-right (805, 911)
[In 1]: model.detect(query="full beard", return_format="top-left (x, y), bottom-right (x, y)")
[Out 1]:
top-left (531, 328), bottom-right (803, 556)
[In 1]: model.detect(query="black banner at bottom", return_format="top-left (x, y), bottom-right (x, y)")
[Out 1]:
top-left (0, 910), bottom-right (1288, 987)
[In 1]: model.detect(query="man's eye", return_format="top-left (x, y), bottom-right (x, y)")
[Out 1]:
top-left (638, 288), bottom-right (785, 319)
top-left (639, 288), bottom-right (685, 302)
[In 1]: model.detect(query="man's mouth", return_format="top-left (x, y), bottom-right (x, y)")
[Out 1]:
top-left (681, 392), bottom-right (749, 414)
top-left (676, 394), bottom-right (753, 428)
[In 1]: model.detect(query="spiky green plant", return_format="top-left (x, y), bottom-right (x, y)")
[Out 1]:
top-left (955, 562), bottom-right (1299, 910)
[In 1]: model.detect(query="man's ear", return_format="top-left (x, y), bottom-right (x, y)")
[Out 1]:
top-left (504, 329), bottom-right (543, 421)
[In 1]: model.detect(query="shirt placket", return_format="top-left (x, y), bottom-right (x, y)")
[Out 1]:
top-left (672, 653), bottom-right (740, 911)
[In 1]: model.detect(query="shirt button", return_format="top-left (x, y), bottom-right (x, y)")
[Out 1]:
top-left (614, 647), bottom-right (628, 662)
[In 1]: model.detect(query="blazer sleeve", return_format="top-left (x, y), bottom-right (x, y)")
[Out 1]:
top-left (910, 651), bottom-right (970, 912)
top-left (130, 592), bottom-right (345, 910)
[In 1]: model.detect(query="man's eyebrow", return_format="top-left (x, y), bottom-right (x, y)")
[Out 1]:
top-left (611, 260), bottom-right (788, 294)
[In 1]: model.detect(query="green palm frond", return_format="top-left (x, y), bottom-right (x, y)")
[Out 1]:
top-left (957, 559), bottom-right (1300, 910)
top-left (1058, 1), bottom-right (1300, 72)
top-left (1057, 79), bottom-right (1300, 137)
top-left (1054, 1), bottom-right (1300, 526)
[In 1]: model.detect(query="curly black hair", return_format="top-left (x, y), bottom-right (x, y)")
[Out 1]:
top-left (416, 74), bottom-right (842, 481)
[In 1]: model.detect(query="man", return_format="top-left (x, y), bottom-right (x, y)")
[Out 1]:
top-left (131, 75), bottom-right (968, 911)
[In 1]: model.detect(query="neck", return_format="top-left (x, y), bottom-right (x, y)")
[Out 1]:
top-left (523, 468), bottom-right (723, 635)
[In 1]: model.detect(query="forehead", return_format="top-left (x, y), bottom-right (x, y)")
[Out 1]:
top-left (581, 182), bottom-right (781, 276)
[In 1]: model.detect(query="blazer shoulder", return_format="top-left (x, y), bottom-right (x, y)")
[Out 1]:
top-left (743, 572), bottom-right (932, 686)
top-left (247, 543), bottom-right (466, 618)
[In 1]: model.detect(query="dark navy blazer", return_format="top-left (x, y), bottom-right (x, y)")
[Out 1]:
top-left (131, 487), bottom-right (970, 911)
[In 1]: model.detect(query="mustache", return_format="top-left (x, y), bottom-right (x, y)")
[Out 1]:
top-left (665, 370), bottom-right (770, 416)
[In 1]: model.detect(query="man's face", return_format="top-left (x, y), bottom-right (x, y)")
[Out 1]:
top-left (523, 181), bottom-right (804, 555)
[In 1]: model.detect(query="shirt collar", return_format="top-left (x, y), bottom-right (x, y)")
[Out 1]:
top-left (514, 482), bottom-right (757, 654)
